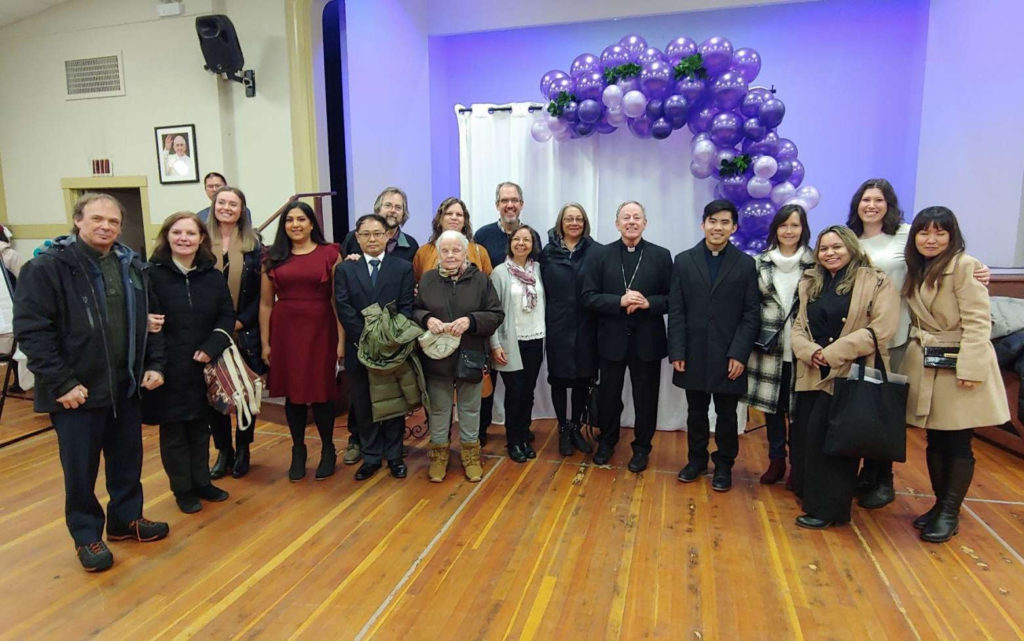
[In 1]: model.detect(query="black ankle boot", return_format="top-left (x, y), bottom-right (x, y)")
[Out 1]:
top-left (855, 460), bottom-right (878, 496)
top-left (232, 445), bottom-right (250, 478)
top-left (558, 422), bottom-right (573, 456)
top-left (922, 457), bottom-right (974, 543)
top-left (914, 451), bottom-right (946, 529)
top-left (289, 445), bottom-right (307, 482)
top-left (210, 448), bottom-right (234, 480)
top-left (315, 443), bottom-right (336, 480)
top-left (568, 421), bottom-right (592, 454)
top-left (858, 470), bottom-right (895, 509)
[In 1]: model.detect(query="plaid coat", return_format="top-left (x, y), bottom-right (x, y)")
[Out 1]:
top-left (743, 249), bottom-right (815, 413)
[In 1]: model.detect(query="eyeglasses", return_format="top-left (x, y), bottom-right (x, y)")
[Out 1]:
top-left (380, 203), bottom-right (404, 212)
top-left (357, 231), bottom-right (387, 239)
top-left (498, 198), bottom-right (522, 206)
top-left (562, 216), bottom-right (585, 223)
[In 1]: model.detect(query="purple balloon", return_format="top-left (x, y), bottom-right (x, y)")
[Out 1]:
top-left (619, 34), bottom-right (649, 60)
top-left (788, 159), bottom-right (805, 188)
top-left (628, 115), bottom-right (653, 139)
top-left (721, 174), bottom-right (751, 206)
top-left (665, 36), bottom-right (698, 64)
top-left (739, 199), bottom-right (776, 242)
top-left (698, 36), bottom-right (734, 76)
top-left (562, 101), bottom-right (579, 123)
top-left (775, 138), bottom-right (799, 161)
top-left (578, 99), bottom-right (603, 124)
top-left (740, 87), bottom-right (772, 118)
top-left (674, 76), bottom-right (707, 104)
top-left (651, 117), bottom-right (673, 140)
top-left (540, 70), bottom-right (569, 99)
top-left (636, 47), bottom-right (665, 66)
top-left (758, 98), bottom-right (786, 129)
top-left (745, 238), bottom-right (768, 255)
top-left (575, 121), bottom-right (596, 137)
top-left (670, 115), bottom-right (688, 130)
top-left (645, 98), bottom-right (664, 120)
top-left (687, 104), bottom-right (719, 135)
top-left (570, 53), bottom-right (601, 79)
top-left (547, 77), bottom-right (575, 100)
top-left (640, 60), bottom-right (673, 99)
top-left (596, 120), bottom-right (618, 134)
top-left (712, 71), bottom-right (748, 110)
top-left (710, 111), bottom-right (743, 147)
top-left (743, 117), bottom-right (766, 141)
top-left (575, 71), bottom-right (606, 102)
top-left (600, 44), bottom-right (631, 69)
top-left (732, 48), bottom-right (762, 83)
top-left (744, 130), bottom-right (779, 156)
top-left (663, 94), bottom-right (689, 121)
top-left (773, 159), bottom-right (794, 184)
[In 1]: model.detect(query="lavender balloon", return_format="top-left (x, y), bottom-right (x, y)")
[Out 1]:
top-left (607, 109), bottom-right (627, 126)
top-left (770, 181), bottom-right (796, 206)
top-left (645, 98), bottom-right (664, 121)
top-left (687, 104), bottom-right (719, 135)
top-left (596, 120), bottom-right (618, 134)
top-left (546, 113), bottom-right (567, 133)
top-left (795, 185), bottom-right (820, 209)
top-left (690, 160), bottom-right (713, 179)
top-left (622, 90), bottom-right (648, 118)
top-left (640, 60), bottom-right (673, 99)
top-left (712, 71), bottom-right (748, 110)
top-left (616, 76), bottom-right (640, 94)
top-left (788, 159), bottom-right (805, 188)
top-left (698, 36), bottom-right (734, 76)
top-left (578, 99), bottom-right (603, 124)
top-left (740, 87), bottom-right (772, 118)
top-left (628, 114), bottom-right (653, 139)
top-left (531, 121), bottom-right (552, 142)
top-left (540, 70), bottom-right (569, 99)
top-left (570, 53), bottom-right (601, 79)
top-left (619, 34), bottom-right (648, 60)
top-left (775, 138), bottom-right (799, 161)
top-left (651, 117), bottom-right (673, 140)
top-left (743, 117), bottom-right (767, 142)
top-left (732, 48), bottom-right (762, 83)
top-left (602, 84), bottom-right (624, 109)
top-left (575, 71), bottom-right (606, 102)
top-left (747, 176), bottom-right (772, 199)
top-left (636, 47), bottom-right (666, 66)
top-left (752, 155), bottom-right (778, 178)
top-left (665, 36), bottom-right (698, 64)
top-left (692, 139), bottom-right (716, 165)
top-left (600, 44), bottom-right (631, 68)
top-left (758, 98), bottom-right (786, 129)
top-left (714, 147), bottom-right (738, 174)
top-left (547, 77), bottom-right (575, 100)
top-left (674, 76), bottom-right (706, 104)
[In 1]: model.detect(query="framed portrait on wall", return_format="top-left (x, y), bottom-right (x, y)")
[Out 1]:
top-left (154, 124), bottom-right (199, 184)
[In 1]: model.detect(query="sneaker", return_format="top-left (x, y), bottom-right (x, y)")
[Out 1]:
top-left (342, 441), bottom-right (362, 465)
top-left (77, 541), bottom-right (114, 572)
top-left (107, 518), bottom-right (170, 542)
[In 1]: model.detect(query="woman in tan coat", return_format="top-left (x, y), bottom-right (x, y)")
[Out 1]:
top-left (901, 206), bottom-right (1008, 543)
top-left (790, 225), bottom-right (899, 529)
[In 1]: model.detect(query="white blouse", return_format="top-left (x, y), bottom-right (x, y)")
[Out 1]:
top-left (859, 222), bottom-right (911, 347)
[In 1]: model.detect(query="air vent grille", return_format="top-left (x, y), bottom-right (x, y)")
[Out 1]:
top-left (65, 54), bottom-right (125, 99)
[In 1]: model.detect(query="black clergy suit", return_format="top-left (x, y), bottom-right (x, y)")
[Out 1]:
top-left (334, 255), bottom-right (415, 465)
top-left (582, 238), bottom-right (672, 454)
top-left (668, 240), bottom-right (759, 470)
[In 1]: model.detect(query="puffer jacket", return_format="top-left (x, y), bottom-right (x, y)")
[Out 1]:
top-left (358, 302), bottom-right (429, 421)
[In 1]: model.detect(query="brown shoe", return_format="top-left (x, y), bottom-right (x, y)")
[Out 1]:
top-left (461, 440), bottom-right (483, 482)
top-left (428, 442), bottom-right (449, 482)
top-left (760, 458), bottom-right (786, 485)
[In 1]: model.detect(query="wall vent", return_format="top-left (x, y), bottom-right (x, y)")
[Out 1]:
top-left (64, 54), bottom-right (125, 100)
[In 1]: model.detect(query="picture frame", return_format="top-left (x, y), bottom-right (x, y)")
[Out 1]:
top-left (154, 124), bottom-right (199, 184)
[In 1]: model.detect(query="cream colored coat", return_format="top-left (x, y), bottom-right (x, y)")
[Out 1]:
top-left (902, 253), bottom-right (1009, 429)
top-left (791, 266), bottom-right (899, 395)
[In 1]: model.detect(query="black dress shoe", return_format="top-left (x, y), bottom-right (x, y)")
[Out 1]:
top-left (677, 463), bottom-right (708, 483)
top-left (210, 450), bottom-right (233, 480)
top-left (355, 462), bottom-right (382, 481)
top-left (524, 443), bottom-right (537, 459)
top-left (389, 460), bottom-right (408, 479)
top-left (795, 514), bottom-right (838, 529)
top-left (627, 451), bottom-right (649, 473)
top-left (711, 468), bottom-right (732, 492)
top-left (195, 484), bottom-right (229, 502)
top-left (175, 495), bottom-right (202, 514)
top-left (508, 443), bottom-right (528, 463)
top-left (232, 446), bottom-right (250, 478)
top-left (77, 541), bottom-right (114, 572)
top-left (593, 443), bottom-right (613, 466)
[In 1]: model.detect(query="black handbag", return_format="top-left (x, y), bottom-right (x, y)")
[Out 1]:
top-left (455, 348), bottom-right (486, 383)
top-left (823, 328), bottom-right (908, 462)
top-left (754, 301), bottom-right (797, 353)
top-left (923, 345), bottom-right (959, 369)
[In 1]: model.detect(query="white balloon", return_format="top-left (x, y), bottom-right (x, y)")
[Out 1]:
top-left (547, 117), bottom-right (567, 133)
top-left (796, 185), bottom-right (820, 209)
top-left (753, 155), bottom-right (778, 179)
top-left (747, 176), bottom-right (772, 199)
top-left (770, 182), bottom-right (796, 206)
top-left (602, 84), bottom-right (624, 109)
top-left (783, 197), bottom-right (810, 211)
top-left (690, 160), bottom-right (713, 179)
top-left (716, 148), bottom-right (736, 166)
top-left (531, 121), bottom-right (552, 142)
top-left (622, 90), bottom-right (648, 118)
top-left (554, 128), bottom-right (572, 142)
top-left (607, 110), bottom-right (627, 126)
top-left (692, 140), bottom-right (716, 165)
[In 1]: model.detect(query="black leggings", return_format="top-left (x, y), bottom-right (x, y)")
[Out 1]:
top-left (926, 429), bottom-right (974, 459)
top-left (284, 400), bottom-right (336, 448)
top-left (550, 377), bottom-right (589, 424)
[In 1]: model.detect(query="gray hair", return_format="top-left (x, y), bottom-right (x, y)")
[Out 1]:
top-left (616, 200), bottom-right (646, 219)
top-left (494, 181), bottom-right (523, 202)
top-left (435, 229), bottom-right (469, 252)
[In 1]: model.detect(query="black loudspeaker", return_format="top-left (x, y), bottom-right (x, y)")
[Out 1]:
top-left (196, 15), bottom-right (244, 74)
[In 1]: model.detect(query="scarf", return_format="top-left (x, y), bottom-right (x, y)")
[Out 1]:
top-left (438, 259), bottom-right (468, 280)
top-left (214, 228), bottom-right (245, 310)
top-left (505, 257), bottom-right (538, 312)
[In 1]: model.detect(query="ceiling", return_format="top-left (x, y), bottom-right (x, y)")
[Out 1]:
top-left (0, 0), bottom-right (72, 29)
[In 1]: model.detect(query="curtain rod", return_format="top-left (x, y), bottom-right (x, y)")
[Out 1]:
top-left (457, 105), bottom-right (546, 114)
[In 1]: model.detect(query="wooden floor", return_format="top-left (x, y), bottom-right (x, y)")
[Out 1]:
top-left (2, 397), bottom-right (1024, 640)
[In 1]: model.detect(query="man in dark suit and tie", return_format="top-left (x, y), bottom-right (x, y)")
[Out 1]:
top-left (669, 199), bottom-right (760, 492)
top-left (582, 201), bottom-right (672, 472)
top-left (334, 214), bottom-right (416, 480)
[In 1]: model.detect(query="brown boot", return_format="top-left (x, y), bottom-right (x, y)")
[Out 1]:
top-left (461, 440), bottom-right (483, 482)
top-left (760, 458), bottom-right (786, 485)
top-left (428, 442), bottom-right (449, 483)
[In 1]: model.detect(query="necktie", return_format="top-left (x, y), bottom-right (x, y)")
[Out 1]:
top-left (369, 259), bottom-right (381, 287)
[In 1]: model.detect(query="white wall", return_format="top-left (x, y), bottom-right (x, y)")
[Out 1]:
top-left (913, 0), bottom-right (1024, 266)
top-left (0, 0), bottom-right (295, 235)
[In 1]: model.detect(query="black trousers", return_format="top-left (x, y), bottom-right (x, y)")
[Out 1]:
top-left (792, 390), bottom-right (859, 522)
top-left (596, 335), bottom-right (661, 454)
top-left (51, 389), bottom-right (144, 546)
top-left (347, 359), bottom-right (404, 464)
top-left (160, 415), bottom-right (213, 497)
top-left (210, 410), bottom-right (253, 452)
top-left (926, 428), bottom-right (974, 459)
top-left (550, 376), bottom-right (589, 425)
top-left (501, 339), bottom-right (544, 447)
top-left (764, 362), bottom-right (792, 461)
top-left (684, 390), bottom-right (740, 469)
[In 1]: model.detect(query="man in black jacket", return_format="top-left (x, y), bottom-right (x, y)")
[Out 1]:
top-left (335, 214), bottom-right (416, 481)
top-left (669, 200), bottom-right (760, 492)
top-left (13, 193), bottom-right (168, 572)
top-left (582, 201), bottom-right (672, 472)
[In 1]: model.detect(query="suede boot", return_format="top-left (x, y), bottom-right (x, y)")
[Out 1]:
top-left (760, 458), bottom-right (786, 485)
top-left (914, 450), bottom-right (946, 530)
top-left (428, 442), bottom-right (449, 483)
top-left (922, 457), bottom-right (974, 543)
top-left (460, 440), bottom-right (483, 482)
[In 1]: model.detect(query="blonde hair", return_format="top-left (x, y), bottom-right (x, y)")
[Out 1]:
top-left (207, 186), bottom-right (260, 252)
top-left (805, 225), bottom-right (873, 300)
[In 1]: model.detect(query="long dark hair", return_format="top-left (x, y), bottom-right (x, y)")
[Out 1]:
top-left (151, 212), bottom-right (215, 266)
top-left (903, 206), bottom-right (966, 297)
top-left (765, 203), bottom-right (810, 250)
top-left (265, 201), bottom-right (329, 271)
top-left (846, 178), bottom-right (903, 236)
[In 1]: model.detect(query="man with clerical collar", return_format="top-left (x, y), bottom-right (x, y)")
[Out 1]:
top-left (14, 192), bottom-right (169, 572)
top-left (668, 199), bottom-right (760, 493)
top-left (342, 186), bottom-right (420, 264)
top-left (582, 201), bottom-right (673, 472)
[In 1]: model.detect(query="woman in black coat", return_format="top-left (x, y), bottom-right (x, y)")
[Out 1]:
top-left (144, 212), bottom-right (235, 514)
top-left (540, 203), bottom-right (600, 456)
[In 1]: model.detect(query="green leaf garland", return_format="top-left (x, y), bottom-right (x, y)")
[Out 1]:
top-left (673, 53), bottom-right (708, 81)
top-left (719, 154), bottom-right (752, 178)
top-left (547, 91), bottom-right (579, 117)
top-left (602, 62), bottom-right (642, 85)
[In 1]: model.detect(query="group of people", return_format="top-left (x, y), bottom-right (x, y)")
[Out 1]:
top-left (13, 175), bottom-right (1007, 573)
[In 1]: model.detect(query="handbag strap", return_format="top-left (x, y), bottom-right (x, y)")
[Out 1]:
top-left (864, 326), bottom-right (890, 383)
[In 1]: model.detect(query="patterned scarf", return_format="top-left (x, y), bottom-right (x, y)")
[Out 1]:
top-left (438, 259), bottom-right (468, 280)
top-left (505, 257), bottom-right (538, 312)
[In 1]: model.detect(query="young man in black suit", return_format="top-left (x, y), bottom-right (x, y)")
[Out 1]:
top-left (582, 201), bottom-right (672, 472)
top-left (668, 199), bottom-right (760, 492)
top-left (334, 214), bottom-right (416, 481)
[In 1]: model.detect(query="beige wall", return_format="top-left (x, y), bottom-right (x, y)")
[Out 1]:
top-left (0, 0), bottom-right (296, 244)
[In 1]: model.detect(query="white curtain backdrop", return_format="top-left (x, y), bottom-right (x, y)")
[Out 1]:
top-left (456, 102), bottom-right (744, 431)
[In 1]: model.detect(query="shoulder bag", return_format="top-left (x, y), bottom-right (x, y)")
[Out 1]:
top-left (204, 328), bottom-right (264, 431)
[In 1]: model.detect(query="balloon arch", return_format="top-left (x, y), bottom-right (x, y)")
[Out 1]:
top-left (532, 34), bottom-right (819, 254)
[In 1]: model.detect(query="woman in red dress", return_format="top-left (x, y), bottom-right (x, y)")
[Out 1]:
top-left (259, 201), bottom-right (343, 482)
